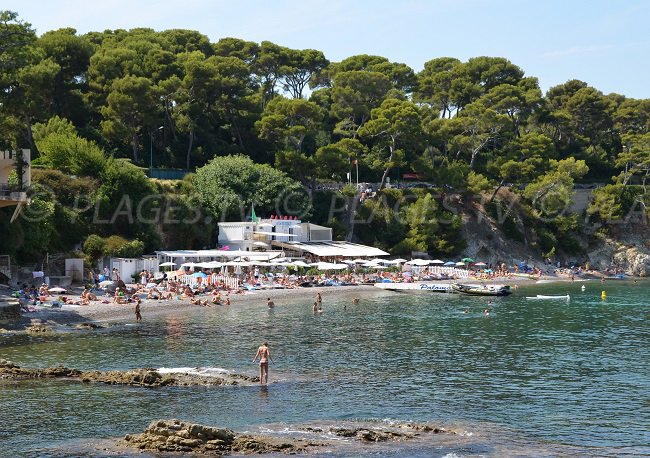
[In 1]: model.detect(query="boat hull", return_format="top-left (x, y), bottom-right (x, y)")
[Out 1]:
top-left (374, 282), bottom-right (453, 293)
top-left (451, 283), bottom-right (512, 296)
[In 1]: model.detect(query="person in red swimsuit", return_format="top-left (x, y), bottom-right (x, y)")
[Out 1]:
top-left (252, 342), bottom-right (273, 384)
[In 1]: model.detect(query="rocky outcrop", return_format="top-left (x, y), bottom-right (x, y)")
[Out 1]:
top-left (0, 362), bottom-right (259, 387)
top-left (0, 359), bottom-right (82, 378)
top-left (122, 419), bottom-right (318, 454)
top-left (612, 247), bottom-right (650, 276)
top-left (587, 232), bottom-right (650, 276)
top-left (121, 419), bottom-right (451, 455)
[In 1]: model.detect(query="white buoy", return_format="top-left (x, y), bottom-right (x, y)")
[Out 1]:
top-left (581, 285), bottom-right (586, 291)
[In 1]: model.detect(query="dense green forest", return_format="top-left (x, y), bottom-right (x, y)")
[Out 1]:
top-left (1, 11), bottom-right (649, 266)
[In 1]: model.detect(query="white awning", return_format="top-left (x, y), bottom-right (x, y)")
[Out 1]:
top-left (157, 250), bottom-right (283, 260)
top-left (271, 241), bottom-right (389, 258)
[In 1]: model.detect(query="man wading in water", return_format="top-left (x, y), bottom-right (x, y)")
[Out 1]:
top-left (252, 342), bottom-right (273, 384)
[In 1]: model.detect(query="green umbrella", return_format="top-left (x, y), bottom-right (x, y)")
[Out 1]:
top-left (462, 257), bottom-right (474, 263)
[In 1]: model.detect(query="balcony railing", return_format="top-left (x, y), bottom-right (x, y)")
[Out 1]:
top-left (1, 150), bottom-right (16, 161)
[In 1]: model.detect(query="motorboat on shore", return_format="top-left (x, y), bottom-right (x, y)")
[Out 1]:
top-left (526, 294), bottom-right (570, 300)
top-left (451, 283), bottom-right (512, 296)
top-left (374, 282), bottom-right (453, 293)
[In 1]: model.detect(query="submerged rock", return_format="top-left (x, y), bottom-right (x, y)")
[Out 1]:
top-left (0, 359), bottom-right (17, 368)
top-left (25, 323), bottom-right (54, 334)
top-left (330, 426), bottom-right (414, 442)
top-left (73, 322), bottom-right (104, 330)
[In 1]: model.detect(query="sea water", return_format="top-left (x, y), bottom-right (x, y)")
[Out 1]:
top-left (1, 281), bottom-right (649, 457)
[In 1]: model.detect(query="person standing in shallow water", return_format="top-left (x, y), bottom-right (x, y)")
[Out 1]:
top-left (316, 292), bottom-right (322, 307)
top-left (253, 342), bottom-right (273, 384)
top-left (135, 298), bottom-right (142, 321)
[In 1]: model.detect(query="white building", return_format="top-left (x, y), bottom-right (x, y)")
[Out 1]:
top-left (108, 256), bottom-right (159, 282)
top-left (217, 217), bottom-right (388, 260)
top-left (218, 217), bottom-right (331, 251)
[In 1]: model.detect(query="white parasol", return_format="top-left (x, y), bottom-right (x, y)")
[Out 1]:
top-left (48, 286), bottom-right (67, 293)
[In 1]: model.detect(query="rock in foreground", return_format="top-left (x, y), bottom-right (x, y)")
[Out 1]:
top-left (120, 419), bottom-right (454, 455)
top-left (123, 419), bottom-right (319, 454)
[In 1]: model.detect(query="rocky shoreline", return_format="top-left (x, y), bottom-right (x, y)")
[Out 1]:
top-left (0, 359), bottom-right (259, 387)
top-left (118, 418), bottom-right (452, 455)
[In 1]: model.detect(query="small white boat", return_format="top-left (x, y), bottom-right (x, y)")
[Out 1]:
top-left (452, 283), bottom-right (512, 296)
top-left (526, 294), bottom-right (570, 300)
top-left (374, 282), bottom-right (453, 293)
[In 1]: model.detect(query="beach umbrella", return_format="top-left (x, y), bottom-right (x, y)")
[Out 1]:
top-left (443, 261), bottom-right (456, 266)
top-left (314, 261), bottom-right (348, 270)
top-left (159, 261), bottom-right (176, 267)
top-left (352, 258), bottom-right (368, 264)
top-left (455, 261), bottom-right (466, 266)
top-left (330, 263), bottom-right (349, 270)
top-left (166, 271), bottom-right (183, 279)
top-left (462, 257), bottom-right (475, 263)
top-left (191, 272), bottom-right (208, 278)
top-left (474, 262), bottom-right (488, 266)
top-left (393, 258), bottom-right (408, 263)
top-left (292, 260), bottom-right (309, 267)
top-left (430, 259), bottom-right (445, 264)
top-left (48, 286), bottom-right (67, 293)
top-left (181, 262), bottom-right (197, 268)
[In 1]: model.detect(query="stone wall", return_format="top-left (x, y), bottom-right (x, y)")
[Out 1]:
top-left (0, 300), bottom-right (20, 321)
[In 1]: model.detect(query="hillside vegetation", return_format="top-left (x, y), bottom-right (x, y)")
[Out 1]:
top-left (1, 11), bottom-right (649, 268)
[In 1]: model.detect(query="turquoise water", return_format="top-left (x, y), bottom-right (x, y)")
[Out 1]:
top-left (1, 281), bottom-right (649, 456)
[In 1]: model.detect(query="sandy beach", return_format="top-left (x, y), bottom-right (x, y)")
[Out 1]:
top-left (2, 284), bottom-right (383, 331)
top-left (0, 275), bottom-right (584, 332)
